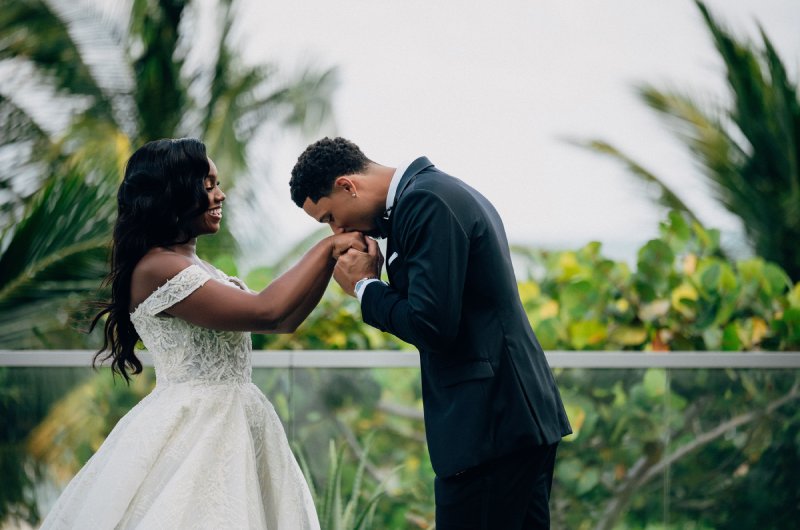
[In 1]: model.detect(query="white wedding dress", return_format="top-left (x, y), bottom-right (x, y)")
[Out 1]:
top-left (41, 265), bottom-right (320, 529)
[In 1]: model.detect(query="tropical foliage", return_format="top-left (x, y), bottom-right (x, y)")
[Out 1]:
top-left (8, 211), bottom-right (800, 528)
top-left (580, 0), bottom-right (800, 280)
top-left (0, 0), bottom-right (336, 520)
top-left (513, 211), bottom-right (800, 352)
top-left (0, 0), bottom-right (337, 350)
top-left (295, 438), bottom-right (387, 530)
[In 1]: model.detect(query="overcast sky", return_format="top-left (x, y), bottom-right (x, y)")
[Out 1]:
top-left (224, 0), bottom-right (800, 265)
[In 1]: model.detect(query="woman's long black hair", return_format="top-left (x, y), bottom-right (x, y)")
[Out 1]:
top-left (90, 138), bottom-right (211, 382)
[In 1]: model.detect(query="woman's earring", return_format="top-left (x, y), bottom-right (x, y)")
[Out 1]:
top-left (351, 193), bottom-right (357, 198)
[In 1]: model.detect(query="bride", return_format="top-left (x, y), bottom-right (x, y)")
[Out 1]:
top-left (40, 138), bottom-right (364, 529)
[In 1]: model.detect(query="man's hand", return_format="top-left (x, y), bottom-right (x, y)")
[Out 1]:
top-left (330, 232), bottom-right (367, 259)
top-left (333, 237), bottom-right (384, 296)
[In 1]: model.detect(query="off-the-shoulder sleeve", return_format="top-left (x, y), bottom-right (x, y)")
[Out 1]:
top-left (137, 264), bottom-right (212, 317)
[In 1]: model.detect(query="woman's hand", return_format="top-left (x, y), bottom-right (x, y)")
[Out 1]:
top-left (333, 237), bottom-right (384, 296)
top-left (330, 232), bottom-right (367, 259)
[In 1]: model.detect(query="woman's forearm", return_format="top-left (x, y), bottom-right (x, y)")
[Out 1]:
top-left (274, 257), bottom-right (334, 332)
top-left (257, 237), bottom-right (334, 329)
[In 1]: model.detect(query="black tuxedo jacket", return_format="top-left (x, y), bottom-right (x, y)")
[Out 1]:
top-left (361, 157), bottom-right (572, 478)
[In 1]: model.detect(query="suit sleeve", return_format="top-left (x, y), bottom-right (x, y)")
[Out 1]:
top-left (361, 190), bottom-right (470, 352)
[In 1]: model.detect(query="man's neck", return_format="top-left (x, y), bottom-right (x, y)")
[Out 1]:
top-left (385, 159), bottom-right (415, 212)
top-left (365, 163), bottom-right (396, 211)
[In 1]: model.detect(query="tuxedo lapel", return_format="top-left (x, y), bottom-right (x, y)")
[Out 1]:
top-left (385, 157), bottom-right (433, 286)
top-left (385, 157), bottom-right (433, 241)
top-left (385, 240), bottom-right (397, 285)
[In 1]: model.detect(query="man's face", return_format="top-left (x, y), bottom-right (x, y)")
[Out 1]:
top-left (302, 180), bottom-right (381, 236)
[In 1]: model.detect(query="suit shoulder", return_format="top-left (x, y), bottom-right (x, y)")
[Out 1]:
top-left (394, 186), bottom-right (472, 242)
top-left (406, 169), bottom-right (468, 200)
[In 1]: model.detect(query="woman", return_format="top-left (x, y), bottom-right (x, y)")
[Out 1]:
top-left (41, 138), bottom-right (362, 529)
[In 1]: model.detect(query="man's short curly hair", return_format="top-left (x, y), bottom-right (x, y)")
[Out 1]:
top-left (290, 137), bottom-right (371, 207)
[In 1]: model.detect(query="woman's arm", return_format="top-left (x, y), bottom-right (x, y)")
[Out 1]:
top-left (270, 254), bottom-right (334, 333)
top-left (133, 233), bottom-right (366, 333)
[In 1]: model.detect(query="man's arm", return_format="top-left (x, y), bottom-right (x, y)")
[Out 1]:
top-left (361, 190), bottom-right (470, 352)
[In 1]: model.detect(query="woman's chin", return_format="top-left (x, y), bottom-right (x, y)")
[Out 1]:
top-left (197, 222), bottom-right (221, 235)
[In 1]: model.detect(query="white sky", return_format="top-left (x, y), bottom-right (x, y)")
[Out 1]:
top-left (225, 0), bottom-right (800, 265)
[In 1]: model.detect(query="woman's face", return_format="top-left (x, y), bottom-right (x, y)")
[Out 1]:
top-left (193, 157), bottom-right (226, 236)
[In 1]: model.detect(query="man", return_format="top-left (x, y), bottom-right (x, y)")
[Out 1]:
top-left (290, 137), bottom-right (571, 529)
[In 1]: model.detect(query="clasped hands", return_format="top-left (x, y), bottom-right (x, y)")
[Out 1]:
top-left (330, 232), bottom-right (384, 297)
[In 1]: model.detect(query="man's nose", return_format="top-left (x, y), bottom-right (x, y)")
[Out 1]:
top-left (331, 224), bottom-right (345, 234)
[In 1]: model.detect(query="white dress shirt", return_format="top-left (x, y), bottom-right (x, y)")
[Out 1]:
top-left (354, 160), bottom-right (413, 301)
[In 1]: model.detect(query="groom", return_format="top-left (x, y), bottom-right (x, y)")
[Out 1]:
top-left (290, 137), bottom-right (571, 529)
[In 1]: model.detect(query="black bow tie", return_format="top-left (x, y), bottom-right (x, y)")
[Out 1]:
top-left (374, 207), bottom-right (393, 239)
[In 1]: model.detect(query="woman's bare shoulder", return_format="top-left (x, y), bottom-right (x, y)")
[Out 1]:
top-left (130, 249), bottom-right (197, 307)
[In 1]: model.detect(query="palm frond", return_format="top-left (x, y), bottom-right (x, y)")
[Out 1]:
top-left (757, 26), bottom-right (800, 219)
top-left (130, 0), bottom-right (190, 140)
top-left (0, 94), bottom-right (49, 147)
top-left (0, 95), bottom-right (55, 227)
top-left (252, 65), bottom-right (340, 137)
top-left (576, 2), bottom-right (800, 279)
top-left (57, 114), bottom-right (132, 183)
top-left (696, 1), bottom-right (800, 275)
top-left (201, 5), bottom-right (338, 176)
top-left (203, 65), bottom-right (265, 176)
top-left (0, 164), bottom-right (115, 348)
top-left (43, 0), bottom-right (138, 138)
top-left (637, 87), bottom-right (753, 218)
top-left (0, 0), bottom-right (102, 101)
top-left (573, 137), bottom-right (704, 227)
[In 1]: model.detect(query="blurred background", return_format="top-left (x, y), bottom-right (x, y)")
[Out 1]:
top-left (236, 0), bottom-right (800, 266)
top-left (1, 0), bottom-right (799, 528)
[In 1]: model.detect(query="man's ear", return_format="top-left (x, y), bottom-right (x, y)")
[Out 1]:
top-left (334, 176), bottom-right (357, 196)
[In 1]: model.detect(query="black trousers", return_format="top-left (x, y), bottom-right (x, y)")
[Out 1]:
top-left (434, 443), bottom-right (559, 530)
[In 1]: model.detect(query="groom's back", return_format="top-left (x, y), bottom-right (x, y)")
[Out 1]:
top-left (402, 168), bottom-right (527, 319)
top-left (394, 166), bottom-right (572, 477)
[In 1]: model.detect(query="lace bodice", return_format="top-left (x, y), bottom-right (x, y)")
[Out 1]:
top-left (131, 264), bottom-right (253, 385)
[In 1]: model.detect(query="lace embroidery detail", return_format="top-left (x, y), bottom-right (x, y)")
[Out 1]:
top-left (129, 264), bottom-right (252, 385)
top-left (132, 264), bottom-right (212, 317)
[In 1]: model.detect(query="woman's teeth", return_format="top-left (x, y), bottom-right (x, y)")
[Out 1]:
top-left (208, 207), bottom-right (222, 219)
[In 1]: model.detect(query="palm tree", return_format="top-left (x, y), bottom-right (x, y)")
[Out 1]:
top-left (0, 0), bottom-right (337, 521)
top-left (0, 0), bottom-right (337, 348)
top-left (579, 0), bottom-right (800, 280)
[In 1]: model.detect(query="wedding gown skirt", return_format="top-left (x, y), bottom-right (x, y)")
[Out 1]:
top-left (41, 265), bottom-right (319, 529)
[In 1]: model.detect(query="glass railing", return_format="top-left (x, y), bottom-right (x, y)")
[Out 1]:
top-left (2, 351), bottom-right (798, 529)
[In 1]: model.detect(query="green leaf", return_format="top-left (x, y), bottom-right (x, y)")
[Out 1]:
top-left (576, 468), bottom-right (600, 495)
top-left (533, 319), bottom-right (562, 350)
top-left (609, 326), bottom-right (648, 347)
top-left (788, 283), bottom-right (800, 308)
top-left (722, 322), bottom-right (743, 351)
top-left (560, 280), bottom-right (598, 320)
top-left (643, 369), bottom-right (667, 398)
top-left (702, 326), bottom-right (723, 349)
top-left (568, 320), bottom-right (608, 350)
